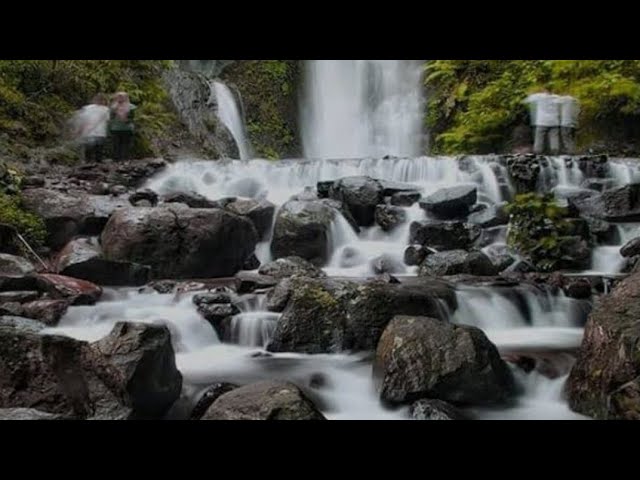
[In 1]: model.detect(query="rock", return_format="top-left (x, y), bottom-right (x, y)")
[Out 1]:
top-left (129, 189), bottom-right (158, 207)
top-left (328, 176), bottom-right (384, 227)
top-left (404, 245), bottom-right (430, 266)
top-left (147, 280), bottom-right (177, 294)
top-left (193, 292), bottom-right (233, 306)
top-left (224, 198), bottom-right (276, 241)
top-left (201, 381), bottom-right (326, 420)
top-left (56, 238), bottom-right (151, 286)
top-left (0, 325), bottom-right (131, 419)
top-left (195, 303), bottom-right (239, 337)
top-left (267, 276), bottom-right (456, 354)
top-left (390, 191), bottom-right (422, 207)
top-left (0, 254), bottom-right (35, 276)
top-left (270, 199), bottom-right (339, 265)
top-left (235, 272), bottom-right (278, 294)
top-left (571, 183), bottom-right (640, 221)
top-left (316, 181), bottom-right (333, 199)
top-left (92, 322), bottom-right (182, 419)
top-left (567, 270), bottom-right (640, 419)
top-left (101, 206), bottom-right (258, 279)
top-left (379, 180), bottom-right (420, 197)
top-left (0, 315), bottom-right (46, 333)
top-left (21, 188), bottom-right (129, 249)
top-left (410, 399), bottom-right (469, 420)
top-left (410, 221), bottom-right (481, 250)
top-left (585, 217), bottom-right (616, 243)
top-left (419, 250), bottom-right (497, 277)
top-left (557, 236), bottom-right (591, 270)
top-left (189, 383), bottom-right (238, 420)
top-left (109, 185), bottom-right (127, 196)
top-left (19, 299), bottom-right (70, 326)
top-left (266, 278), bottom-right (293, 313)
top-left (33, 273), bottom-right (102, 305)
top-left (506, 155), bottom-right (541, 193)
top-left (621, 237), bottom-right (640, 258)
top-left (0, 291), bottom-right (40, 303)
top-left (163, 191), bottom-right (218, 208)
top-left (374, 205), bottom-right (406, 232)
top-left (467, 204), bottom-right (508, 228)
top-left (0, 408), bottom-right (68, 420)
top-left (419, 185), bottom-right (477, 219)
top-left (242, 254), bottom-right (260, 271)
top-left (374, 315), bottom-right (515, 405)
top-left (258, 256), bottom-right (326, 279)
top-left (22, 176), bottom-right (45, 188)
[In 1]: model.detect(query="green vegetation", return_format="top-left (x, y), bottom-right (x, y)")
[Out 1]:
top-left (505, 193), bottom-right (573, 271)
top-left (0, 192), bottom-right (47, 249)
top-left (221, 60), bottom-right (300, 159)
top-left (425, 60), bottom-right (640, 154)
top-left (0, 60), bottom-right (180, 161)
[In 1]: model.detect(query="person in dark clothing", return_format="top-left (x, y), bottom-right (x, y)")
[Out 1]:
top-left (109, 91), bottom-right (136, 161)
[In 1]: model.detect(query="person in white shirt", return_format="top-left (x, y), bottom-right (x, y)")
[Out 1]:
top-left (557, 95), bottom-right (580, 154)
top-left (523, 89), bottom-right (561, 155)
top-left (73, 94), bottom-right (110, 162)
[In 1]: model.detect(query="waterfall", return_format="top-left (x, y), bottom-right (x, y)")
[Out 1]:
top-left (211, 81), bottom-right (252, 161)
top-left (301, 60), bottom-right (425, 159)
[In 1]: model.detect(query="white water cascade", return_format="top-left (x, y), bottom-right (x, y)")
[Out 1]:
top-left (301, 60), bottom-right (425, 159)
top-left (211, 81), bottom-right (252, 161)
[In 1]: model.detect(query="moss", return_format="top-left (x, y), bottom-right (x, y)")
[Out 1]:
top-left (221, 61), bottom-right (301, 159)
top-left (295, 284), bottom-right (339, 310)
top-left (0, 192), bottom-right (47, 248)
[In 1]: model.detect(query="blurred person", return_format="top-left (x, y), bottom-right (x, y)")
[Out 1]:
top-left (73, 94), bottom-right (110, 162)
top-left (557, 94), bottom-right (580, 154)
top-left (523, 88), bottom-right (561, 155)
top-left (109, 91), bottom-right (136, 161)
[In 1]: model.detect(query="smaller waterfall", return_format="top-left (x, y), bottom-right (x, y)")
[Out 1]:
top-left (211, 81), bottom-right (252, 161)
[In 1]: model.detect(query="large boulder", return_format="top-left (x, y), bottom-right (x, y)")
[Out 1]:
top-left (467, 204), bottom-right (508, 228)
top-left (419, 185), bottom-right (477, 219)
top-left (567, 270), bottom-right (640, 419)
top-left (258, 256), bottom-right (326, 279)
top-left (21, 188), bottom-right (129, 249)
top-left (620, 237), bottom-right (640, 258)
top-left (101, 206), bottom-right (258, 279)
top-left (0, 254), bottom-right (35, 276)
top-left (419, 250), bottom-right (498, 277)
top-left (328, 176), bottom-right (384, 227)
top-left (201, 380), bottom-right (326, 420)
top-left (0, 320), bottom-right (131, 419)
top-left (34, 274), bottom-right (102, 305)
top-left (224, 198), bottom-right (276, 241)
top-left (374, 316), bottom-right (515, 405)
top-left (56, 238), bottom-right (150, 286)
top-left (92, 322), bottom-right (182, 419)
top-left (270, 199), bottom-right (339, 265)
top-left (409, 221), bottom-right (481, 250)
top-left (570, 183), bottom-right (640, 221)
top-left (267, 277), bottom-right (456, 354)
top-left (374, 205), bottom-right (406, 232)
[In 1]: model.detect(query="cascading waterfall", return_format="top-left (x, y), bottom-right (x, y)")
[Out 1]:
top-left (211, 81), bottom-right (252, 161)
top-left (301, 60), bottom-right (425, 159)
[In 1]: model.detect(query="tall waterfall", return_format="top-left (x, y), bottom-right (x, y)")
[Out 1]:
top-left (301, 60), bottom-right (425, 159)
top-left (211, 81), bottom-right (252, 161)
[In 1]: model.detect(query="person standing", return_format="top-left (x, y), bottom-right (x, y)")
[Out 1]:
top-left (523, 89), bottom-right (561, 155)
top-left (109, 92), bottom-right (136, 161)
top-left (74, 94), bottom-right (110, 162)
top-left (557, 94), bottom-right (580, 154)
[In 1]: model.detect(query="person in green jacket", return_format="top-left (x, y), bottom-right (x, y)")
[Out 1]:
top-left (109, 91), bottom-right (136, 161)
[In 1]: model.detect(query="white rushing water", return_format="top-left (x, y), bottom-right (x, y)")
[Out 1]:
top-left (301, 60), bottom-right (425, 159)
top-left (211, 81), bottom-right (252, 161)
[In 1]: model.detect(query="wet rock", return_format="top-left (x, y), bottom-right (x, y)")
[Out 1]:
top-left (316, 181), bottom-right (333, 199)
top-left (0, 291), bottom-right (39, 303)
top-left (224, 198), bottom-right (275, 241)
top-left (375, 205), bottom-right (406, 232)
top-left (235, 272), bottom-right (278, 294)
top-left (33, 273), bottom-right (102, 305)
top-left (92, 322), bottom-right (182, 419)
top-left (585, 217), bottom-right (616, 243)
top-left (0, 254), bottom-right (35, 276)
top-left (129, 189), bottom-right (158, 207)
top-left (571, 183), bottom-right (640, 221)
top-left (404, 245), bottom-right (430, 266)
top-left (0, 408), bottom-right (68, 420)
top-left (266, 278), bottom-right (293, 313)
top-left (270, 199), bottom-right (338, 265)
top-left (379, 180), bottom-right (420, 197)
top-left (410, 221), bottom-right (481, 250)
top-left (147, 280), bottom-right (177, 294)
top-left (328, 176), bottom-right (384, 227)
top-left (410, 399), bottom-right (469, 420)
top-left (242, 254), bottom-right (260, 271)
top-left (567, 269), bottom-right (640, 419)
top-left (193, 292), bottom-right (233, 306)
top-left (258, 256), bottom-right (326, 279)
top-left (19, 299), bottom-right (70, 326)
top-left (419, 185), bottom-right (477, 219)
top-left (506, 155), bottom-right (541, 193)
top-left (163, 191), bottom-right (218, 208)
top-left (467, 203), bottom-right (508, 228)
top-left (201, 381), bottom-right (326, 420)
top-left (56, 238), bottom-right (151, 287)
top-left (190, 383), bottom-right (238, 420)
top-left (621, 237), bottom-right (640, 258)
top-left (419, 250), bottom-right (497, 277)
top-left (196, 303), bottom-right (239, 336)
top-left (374, 315), bottom-right (515, 405)
top-left (390, 191), bottom-right (421, 207)
top-left (101, 206), bottom-right (258, 279)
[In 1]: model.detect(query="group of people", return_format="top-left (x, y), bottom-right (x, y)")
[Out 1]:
top-left (523, 90), bottom-right (580, 155)
top-left (72, 92), bottom-right (136, 162)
